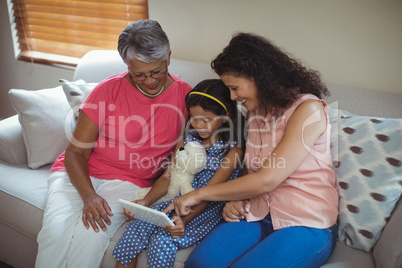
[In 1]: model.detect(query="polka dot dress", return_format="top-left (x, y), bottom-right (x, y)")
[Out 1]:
top-left (113, 134), bottom-right (241, 267)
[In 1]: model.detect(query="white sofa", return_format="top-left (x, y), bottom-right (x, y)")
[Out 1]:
top-left (0, 50), bottom-right (401, 268)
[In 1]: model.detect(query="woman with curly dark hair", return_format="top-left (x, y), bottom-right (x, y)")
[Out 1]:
top-left (166, 32), bottom-right (339, 267)
top-left (212, 32), bottom-right (330, 117)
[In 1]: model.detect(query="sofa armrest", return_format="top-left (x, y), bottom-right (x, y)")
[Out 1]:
top-left (373, 196), bottom-right (402, 268)
top-left (0, 115), bottom-right (27, 164)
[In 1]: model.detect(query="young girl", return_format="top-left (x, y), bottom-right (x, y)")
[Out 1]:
top-left (113, 79), bottom-right (245, 268)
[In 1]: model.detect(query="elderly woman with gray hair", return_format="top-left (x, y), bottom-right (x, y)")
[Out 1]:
top-left (35, 20), bottom-right (191, 268)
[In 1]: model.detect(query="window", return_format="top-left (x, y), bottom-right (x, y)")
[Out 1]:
top-left (9, 0), bottom-right (148, 66)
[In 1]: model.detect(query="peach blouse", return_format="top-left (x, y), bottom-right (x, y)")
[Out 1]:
top-left (245, 94), bottom-right (338, 229)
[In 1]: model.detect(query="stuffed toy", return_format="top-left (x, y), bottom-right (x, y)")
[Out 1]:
top-left (135, 141), bottom-right (207, 204)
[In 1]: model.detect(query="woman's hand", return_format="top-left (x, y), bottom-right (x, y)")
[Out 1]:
top-left (165, 215), bottom-right (185, 238)
top-left (82, 193), bottom-right (113, 233)
top-left (222, 200), bottom-right (250, 222)
top-left (163, 190), bottom-right (201, 216)
top-left (123, 199), bottom-right (149, 221)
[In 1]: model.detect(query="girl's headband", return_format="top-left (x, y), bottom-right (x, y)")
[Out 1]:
top-left (188, 92), bottom-right (228, 113)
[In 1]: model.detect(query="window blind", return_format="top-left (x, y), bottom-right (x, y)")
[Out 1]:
top-left (11, 0), bottom-right (149, 66)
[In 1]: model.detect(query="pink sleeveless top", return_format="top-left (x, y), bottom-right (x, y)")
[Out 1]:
top-left (245, 94), bottom-right (338, 229)
top-left (51, 72), bottom-right (191, 188)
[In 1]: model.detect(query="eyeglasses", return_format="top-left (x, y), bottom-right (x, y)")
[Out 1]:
top-left (129, 64), bottom-right (168, 82)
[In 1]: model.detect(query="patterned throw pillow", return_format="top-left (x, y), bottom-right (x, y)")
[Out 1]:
top-left (59, 79), bottom-right (98, 122)
top-left (329, 107), bottom-right (402, 252)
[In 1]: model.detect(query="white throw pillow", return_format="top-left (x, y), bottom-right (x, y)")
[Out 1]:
top-left (329, 107), bottom-right (402, 252)
top-left (9, 86), bottom-right (73, 169)
top-left (59, 79), bottom-right (98, 122)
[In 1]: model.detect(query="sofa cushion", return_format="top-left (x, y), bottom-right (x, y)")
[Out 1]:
top-left (0, 161), bottom-right (50, 210)
top-left (60, 79), bottom-right (98, 122)
top-left (9, 87), bottom-right (73, 169)
top-left (322, 240), bottom-right (375, 267)
top-left (329, 107), bottom-right (402, 252)
top-left (0, 115), bottom-right (27, 164)
top-left (372, 197), bottom-right (402, 268)
top-left (0, 162), bottom-right (50, 268)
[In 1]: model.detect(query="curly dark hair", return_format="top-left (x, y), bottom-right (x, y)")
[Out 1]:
top-left (211, 32), bottom-right (330, 116)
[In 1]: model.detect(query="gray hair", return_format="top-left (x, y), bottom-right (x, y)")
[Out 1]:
top-left (118, 20), bottom-right (170, 64)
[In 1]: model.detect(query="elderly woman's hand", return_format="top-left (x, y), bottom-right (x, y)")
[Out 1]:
top-left (222, 200), bottom-right (250, 222)
top-left (82, 193), bottom-right (113, 232)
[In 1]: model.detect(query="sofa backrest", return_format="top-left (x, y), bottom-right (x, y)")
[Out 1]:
top-left (324, 83), bottom-right (402, 118)
top-left (73, 50), bottom-right (402, 119)
top-left (73, 50), bottom-right (217, 88)
top-left (73, 50), bottom-right (126, 83)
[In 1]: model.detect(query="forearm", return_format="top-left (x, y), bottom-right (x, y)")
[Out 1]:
top-left (196, 172), bottom-right (272, 202)
top-left (181, 146), bottom-right (244, 223)
top-left (145, 136), bottom-right (184, 205)
top-left (65, 147), bottom-right (113, 231)
top-left (194, 125), bottom-right (317, 203)
top-left (64, 149), bottom-right (95, 200)
top-left (143, 176), bottom-right (170, 205)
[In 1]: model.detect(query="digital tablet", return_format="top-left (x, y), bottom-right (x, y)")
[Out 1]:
top-left (118, 199), bottom-right (175, 227)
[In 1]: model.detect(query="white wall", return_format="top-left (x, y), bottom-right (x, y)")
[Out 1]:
top-left (1, 0), bottom-right (401, 118)
top-left (149, 0), bottom-right (402, 93)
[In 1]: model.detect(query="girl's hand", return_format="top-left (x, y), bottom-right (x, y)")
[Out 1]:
top-left (124, 199), bottom-right (149, 221)
top-left (222, 200), bottom-right (250, 222)
top-left (165, 215), bottom-right (185, 238)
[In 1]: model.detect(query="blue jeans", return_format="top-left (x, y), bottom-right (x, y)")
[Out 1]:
top-left (185, 214), bottom-right (337, 268)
